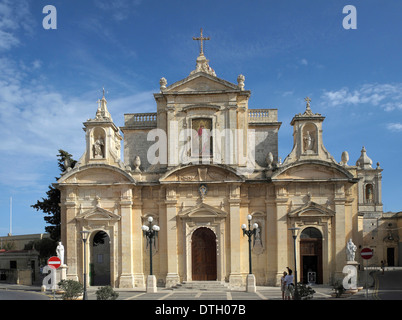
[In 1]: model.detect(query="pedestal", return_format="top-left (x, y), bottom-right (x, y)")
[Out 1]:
top-left (41, 265), bottom-right (67, 292)
top-left (147, 275), bottom-right (157, 293)
top-left (229, 273), bottom-right (243, 290)
top-left (345, 260), bottom-right (360, 292)
top-left (165, 273), bottom-right (180, 288)
top-left (57, 265), bottom-right (68, 283)
top-left (246, 274), bottom-right (256, 293)
top-left (119, 274), bottom-right (135, 288)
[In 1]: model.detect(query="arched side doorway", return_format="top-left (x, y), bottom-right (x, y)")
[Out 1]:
top-left (192, 227), bottom-right (217, 281)
top-left (300, 227), bottom-right (323, 284)
top-left (90, 231), bottom-right (111, 286)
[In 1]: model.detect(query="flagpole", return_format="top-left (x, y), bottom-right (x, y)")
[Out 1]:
top-left (9, 197), bottom-right (12, 236)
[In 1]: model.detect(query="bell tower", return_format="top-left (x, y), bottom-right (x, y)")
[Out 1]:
top-left (78, 90), bottom-right (123, 167)
top-left (283, 97), bottom-right (336, 166)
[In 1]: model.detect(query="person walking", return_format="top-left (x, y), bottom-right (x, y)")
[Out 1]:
top-left (284, 267), bottom-right (294, 300)
top-left (281, 271), bottom-right (287, 300)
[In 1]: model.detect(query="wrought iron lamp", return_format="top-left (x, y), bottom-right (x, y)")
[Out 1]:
top-left (80, 230), bottom-right (90, 300)
top-left (241, 214), bottom-right (259, 274)
top-left (241, 214), bottom-right (259, 292)
top-left (289, 227), bottom-right (300, 300)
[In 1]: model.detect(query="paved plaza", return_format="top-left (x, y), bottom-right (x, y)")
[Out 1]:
top-left (0, 282), bottom-right (367, 300)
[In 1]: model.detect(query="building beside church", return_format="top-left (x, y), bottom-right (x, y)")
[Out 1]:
top-left (56, 34), bottom-right (400, 289)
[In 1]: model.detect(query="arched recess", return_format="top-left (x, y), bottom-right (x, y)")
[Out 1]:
top-left (92, 127), bottom-right (106, 159)
top-left (302, 122), bottom-right (318, 154)
top-left (300, 227), bottom-right (323, 284)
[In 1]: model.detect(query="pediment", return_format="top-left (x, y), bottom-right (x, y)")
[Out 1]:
top-left (164, 73), bottom-right (239, 93)
top-left (272, 161), bottom-right (355, 182)
top-left (288, 201), bottom-right (335, 217)
top-left (59, 165), bottom-right (135, 184)
top-left (179, 202), bottom-right (227, 219)
top-left (160, 164), bottom-right (244, 184)
top-left (75, 206), bottom-right (121, 222)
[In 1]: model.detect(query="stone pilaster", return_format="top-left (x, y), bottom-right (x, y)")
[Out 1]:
top-left (132, 197), bottom-right (145, 288)
top-left (118, 188), bottom-right (135, 288)
top-left (163, 186), bottom-right (180, 287)
top-left (228, 183), bottom-right (242, 288)
top-left (64, 201), bottom-right (79, 281)
top-left (275, 197), bottom-right (289, 286)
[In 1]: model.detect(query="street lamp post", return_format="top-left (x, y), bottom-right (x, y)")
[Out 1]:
top-left (80, 230), bottom-right (90, 300)
top-left (142, 216), bottom-right (160, 292)
top-left (241, 214), bottom-right (259, 292)
top-left (289, 227), bottom-right (300, 300)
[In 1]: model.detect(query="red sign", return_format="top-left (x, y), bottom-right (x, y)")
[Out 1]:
top-left (360, 248), bottom-right (373, 260)
top-left (48, 256), bottom-right (62, 269)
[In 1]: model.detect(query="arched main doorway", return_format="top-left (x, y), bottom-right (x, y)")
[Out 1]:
top-left (90, 231), bottom-right (111, 286)
top-left (300, 227), bottom-right (323, 284)
top-left (192, 227), bottom-right (217, 281)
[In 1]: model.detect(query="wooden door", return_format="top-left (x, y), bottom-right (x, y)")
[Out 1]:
top-left (192, 227), bottom-right (217, 281)
top-left (300, 239), bottom-right (323, 284)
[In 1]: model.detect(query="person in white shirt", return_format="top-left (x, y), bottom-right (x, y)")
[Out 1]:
top-left (284, 267), bottom-right (294, 300)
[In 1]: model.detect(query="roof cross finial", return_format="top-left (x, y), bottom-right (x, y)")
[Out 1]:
top-left (305, 96), bottom-right (311, 108)
top-left (102, 86), bottom-right (108, 99)
top-left (193, 28), bottom-right (210, 56)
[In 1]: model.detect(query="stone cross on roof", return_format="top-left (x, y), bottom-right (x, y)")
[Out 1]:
top-left (193, 28), bottom-right (210, 56)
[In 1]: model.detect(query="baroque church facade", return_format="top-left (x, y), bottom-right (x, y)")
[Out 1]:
top-left (57, 36), bottom-right (398, 289)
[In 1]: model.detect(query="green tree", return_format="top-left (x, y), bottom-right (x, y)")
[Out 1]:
top-left (31, 150), bottom-right (76, 240)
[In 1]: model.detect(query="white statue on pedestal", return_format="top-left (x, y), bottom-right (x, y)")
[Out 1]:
top-left (56, 241), bottom-right (65, 265)
top-left (346, 238), bottom-right (357, 261)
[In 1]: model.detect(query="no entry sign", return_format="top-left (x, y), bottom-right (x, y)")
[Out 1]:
top-left (47, 256), bottom-right (62, 269)
top-left (360, 248), bottom-right (373, 260)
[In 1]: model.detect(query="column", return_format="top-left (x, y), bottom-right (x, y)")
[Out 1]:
top-left (64, 201), bottom-right (79, 281)
top-left (132, 197), bottom-right (145, 288)
top-left (228, 183), bottom-right (242, 287)
top-left (265, 197), bottom-right (277, 285)
top-left (275, 198), bottom-right (289, 286)
top-left (118, 188), bottom-right (135, 288)
top-left (334, 198), bottom-right (346, 281)
top-left (164, 186), bottom-right (180, 287)
top-left (167, 106), bottom-right (177, 168)
top-left (334, 183), bottom-right (347, 281)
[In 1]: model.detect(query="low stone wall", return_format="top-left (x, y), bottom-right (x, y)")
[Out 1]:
top-left (0, 269), bottom-right (32, 285)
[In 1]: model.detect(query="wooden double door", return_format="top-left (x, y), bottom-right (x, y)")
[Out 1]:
top-left (300, 227), bottom-right (323, 284)
top-left (192, 227), bottom-right (217, 281)
top-left (300, 238), bottom-right (323, 284)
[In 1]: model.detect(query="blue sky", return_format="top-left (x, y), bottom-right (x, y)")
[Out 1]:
top-left (0, 0), bottom-right (401, 235)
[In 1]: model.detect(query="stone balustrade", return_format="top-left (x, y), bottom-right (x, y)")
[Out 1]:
top-left (248, 109), bottom-right (277, 123)
top-left (124, 113), bottom-right (157, 127)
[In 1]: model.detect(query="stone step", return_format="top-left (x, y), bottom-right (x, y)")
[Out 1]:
top-left (172, 281), bottom-right (229, 291)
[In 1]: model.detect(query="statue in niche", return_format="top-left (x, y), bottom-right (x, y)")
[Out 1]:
top-left (93, 136), bottom-right (104, 158)
top-left (253, 222), bottom-right (264, 255)
top-left (303, 130), bottom-right (315, 153)
top-left (346, 238), bottom-right (357, 261)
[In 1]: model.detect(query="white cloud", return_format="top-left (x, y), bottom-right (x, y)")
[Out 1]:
top-left (0, 0), bottom-right (35, 51)
top-left (387, 123), bottom-right (402, 132)
top-left (0, 0), bottom-right (154, 190)
top-left (300, 58), bottom-right (308, 66)
top-left (94, 0), bottom-right (143, 21)
top-left (321, 83), bottom-right (402, 110)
